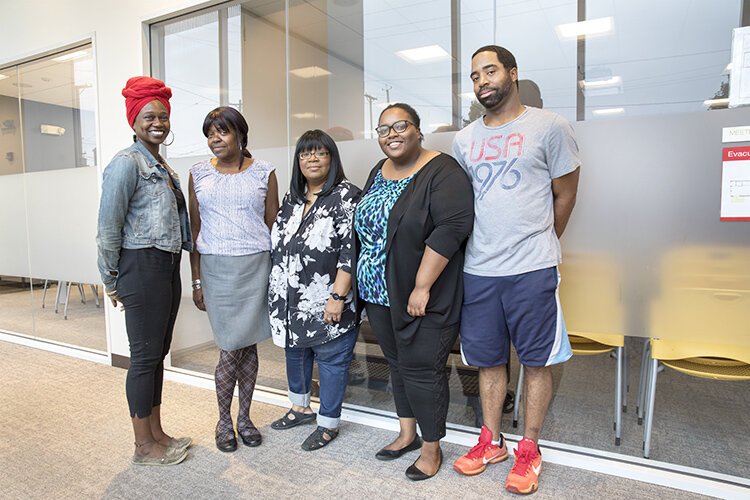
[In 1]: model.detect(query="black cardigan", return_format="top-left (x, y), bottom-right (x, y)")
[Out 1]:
top-left (354, 153), bottom-right (474, 343)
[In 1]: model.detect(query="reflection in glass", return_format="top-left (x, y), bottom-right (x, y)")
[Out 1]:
top-left (460, 0), bottom-right (577, 124)
top-left (584, 0), bottom-right (740, 118)
top-left (18, 46), bottom-right (97, 171)
top-left (0, 68), bottom-right (23, 176)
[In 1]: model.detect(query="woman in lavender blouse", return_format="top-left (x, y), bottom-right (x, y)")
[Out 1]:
top-left (188, 107), bottom-right (279, 452)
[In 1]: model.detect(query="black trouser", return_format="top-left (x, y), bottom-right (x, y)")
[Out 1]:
top-left (365, 303), bottom-right (459, 442)
top-left (117, 248), bottom-right (181, 418)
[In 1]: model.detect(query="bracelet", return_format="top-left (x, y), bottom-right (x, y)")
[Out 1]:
top-left (330, 292), bottom-right (346, 301)
top-left (192, 279), bottom-right (202, 290)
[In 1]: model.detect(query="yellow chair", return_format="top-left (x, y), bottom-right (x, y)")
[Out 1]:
top-left (642, 289), bottom-right (750, 458)
top-left (512, 255), bottom-right (627, 445)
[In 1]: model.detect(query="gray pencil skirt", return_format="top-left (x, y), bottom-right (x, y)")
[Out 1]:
top-left (201, 252), bottom-right (272, 351)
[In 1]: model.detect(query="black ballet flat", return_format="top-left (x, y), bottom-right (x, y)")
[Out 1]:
top-left (405, 450), bottom-right (443, 481)
top-left (375, 437), bottom-right (422, 461)
top-left (215, 424), bottom-right (238, 453)
top-left (238, 426), bottom-right (262, 447)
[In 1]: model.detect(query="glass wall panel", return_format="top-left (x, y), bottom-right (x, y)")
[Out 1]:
top-left (18, 47), bottom-right (97, 172)
top-left (361, 0), bottom-right (452, 136)
top-left (160, 10), bottom-right (221, 158)
top-left (0, 44), bottom-right (106, 352)
top-left (460, 0), bottom-right (578, 122)
top-left (584, 0), bottom-right (740, 118)
top-left (0, 67), bottom-right (34, 336)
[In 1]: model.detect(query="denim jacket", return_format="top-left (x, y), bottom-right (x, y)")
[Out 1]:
top-left (96, 140), bottom-right (192, 292)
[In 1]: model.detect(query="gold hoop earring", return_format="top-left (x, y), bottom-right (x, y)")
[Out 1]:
top-left (163, 130), bottom-right (175, 147)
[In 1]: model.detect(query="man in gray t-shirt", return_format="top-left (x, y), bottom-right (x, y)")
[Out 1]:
top-left (451, 45), bottom-right (580, 495)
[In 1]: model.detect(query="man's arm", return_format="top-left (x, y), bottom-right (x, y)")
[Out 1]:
top-left (552, 167), bottom-right (579, 238)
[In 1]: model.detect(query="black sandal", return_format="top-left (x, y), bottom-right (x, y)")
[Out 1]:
top-left (301, 426), bottom-right (339, 451)
top-left (270, 408), bottom-right (316, 430)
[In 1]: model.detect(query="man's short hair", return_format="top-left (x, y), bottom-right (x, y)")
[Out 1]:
top-left (472, 45), bottom-right (518, 88)
top-left (472, 45), bottom-right (517, 70)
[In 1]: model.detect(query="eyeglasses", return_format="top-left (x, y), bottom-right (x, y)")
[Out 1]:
top-left (375, 120), bottom-right (415, 138)
top-left (298, 150), bottom-right (330, 160)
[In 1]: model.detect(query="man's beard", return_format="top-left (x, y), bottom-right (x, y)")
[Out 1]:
top-left (477, 78), bottom-right (513, 109)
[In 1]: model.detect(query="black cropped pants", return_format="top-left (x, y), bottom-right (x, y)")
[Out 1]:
top-left (365, 302), bottom-right (459, 442)
top-left (117, 247), bottom-right (181, 418)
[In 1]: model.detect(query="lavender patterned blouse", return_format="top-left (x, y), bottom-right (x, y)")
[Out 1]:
top-left (190, 158), bottom-right (274, 256)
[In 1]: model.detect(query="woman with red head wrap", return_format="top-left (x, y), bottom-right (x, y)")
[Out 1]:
top-left (96, 76), bottom-right (193, 466)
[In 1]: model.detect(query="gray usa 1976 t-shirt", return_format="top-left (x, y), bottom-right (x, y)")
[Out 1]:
top-left (452, 106), bottom-right (580, 277)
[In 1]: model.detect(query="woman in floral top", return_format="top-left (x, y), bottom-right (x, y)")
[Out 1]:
top-left (269, 129), bottom-right (361, 450)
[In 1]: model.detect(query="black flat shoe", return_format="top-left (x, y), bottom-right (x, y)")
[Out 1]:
top-left (405, 450), bottom-right (443, 481)
top-left (238, 426), bottom-right (262, 447)
top-left (215, 424), bottom-right (238, 453)
top-left (375, 437), bottom-right (422, 461)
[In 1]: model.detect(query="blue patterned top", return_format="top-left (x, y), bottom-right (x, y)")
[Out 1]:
top-left (355, 169), bottom-right (416, 306)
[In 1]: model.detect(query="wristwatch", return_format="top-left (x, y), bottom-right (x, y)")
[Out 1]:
top-left (330, 292), bottom-right (346, 301)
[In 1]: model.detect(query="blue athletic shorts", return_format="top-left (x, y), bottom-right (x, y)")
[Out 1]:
top-left (459, 266), bottom-right (572, 368)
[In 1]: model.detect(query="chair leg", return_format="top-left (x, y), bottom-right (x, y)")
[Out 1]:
top-left (42, 280), bottom-right (49, 308)
top-left (54, 281), bottom-right (63, 314)
top-left (622, 342), bottom-right (629, 413)
top-left (614, 346), bottom-right (623, 446)
top-left (513, 365), bottom-right (524, 428)
top-left (636, 338), bottom-right (650, 425)
top-left (78, 283), bottom-right (86, 304)
top-left (63, 281), bottom-right (72, 320)
top-left (90, 285), bottom-right (100, 308)
top-left (643, 357), bottom-right (659, 458)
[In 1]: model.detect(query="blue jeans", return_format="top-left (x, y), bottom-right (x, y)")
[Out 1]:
top-left (285, 329), bottom-right (357, 429)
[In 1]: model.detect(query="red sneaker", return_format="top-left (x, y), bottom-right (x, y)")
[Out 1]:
top-left (453, 425), bottom-right (508, 476)
top-left (505, 437), bottom-right (542, 495)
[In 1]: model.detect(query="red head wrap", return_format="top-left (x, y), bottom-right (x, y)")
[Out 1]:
top-left (122, 76), bottom-right (172, 127)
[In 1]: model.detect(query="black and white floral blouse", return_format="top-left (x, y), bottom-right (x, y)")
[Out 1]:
top-left (269, 180), bottom-right (361, 349)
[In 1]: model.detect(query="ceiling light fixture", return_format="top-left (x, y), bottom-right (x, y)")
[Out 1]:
top-left (289, 66), bottom-right (331, 78)
top-left (579, 76), bottom-right (622, 90)
top-left (592, 107), bottom-right (625, 116)
top-left (52, 50), bottom-right (89, 62)
top-left (704, 98), bottom-right (729, 109)
top-left (396, 45), bottom-right (450, 64)
top-left (292, 112), bottom-right (317, 119)
top-left (557, 17), bottom-right (614, 39)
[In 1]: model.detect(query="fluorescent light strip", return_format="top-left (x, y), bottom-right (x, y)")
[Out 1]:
top-left (396, 44), bottom-right (450, 64)
top-left (557, 17), bottom-right (614, 39)
top-left (593, 107), bottom-right (625, 116)
top-left (289, 66), bottom-right (331, 78)
top-left (704, 98), bottom-right (729, 107)
top-left (292, 112), bottom-right (317, 119)
top-left (52, 50), bottom-right (89, 62)
top-left (580, 76), bottom-right (622, 90)
top-left (0, 74), bottom-right (9, 81)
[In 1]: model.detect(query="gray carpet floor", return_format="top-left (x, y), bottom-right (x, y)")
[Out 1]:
top-left (0, 341), bottom-right (712, 499)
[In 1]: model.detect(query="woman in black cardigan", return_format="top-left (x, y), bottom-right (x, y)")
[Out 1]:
top-left (354, 103), bottom-right (474, 480)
